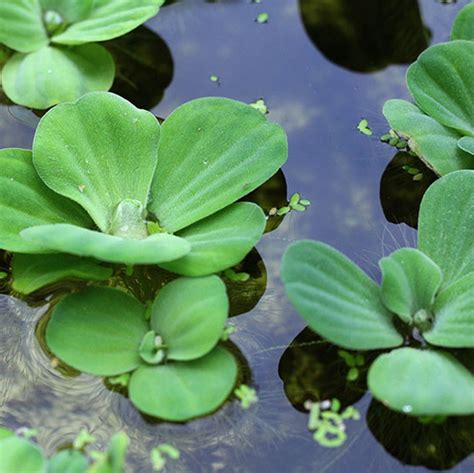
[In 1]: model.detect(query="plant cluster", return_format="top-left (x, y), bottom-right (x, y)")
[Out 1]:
top-left (0, 0), bottom-right (165, 109)
top-left (282, 170), bottom-right (474, 417)
top-left (382, 3), bottom-right (474, 175)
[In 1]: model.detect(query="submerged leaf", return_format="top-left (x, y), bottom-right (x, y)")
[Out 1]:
top-left (379, 248), bottom-right (442, 324)
top-left (129, 347), bottom-right (237, 421)
top-left (151, 276), bottom-right (228, 361)
top-left (46, 287), bottom-right (149, 375)
top-left (149, 97), bottom-right (287, 232)
top-left (20, 224), bottom-right (190, 265)
top-left (159, 203), bottom-right (266, 276)
top-left (425, 272), bottom-right (474, 348)
top-left (11, 253), bottom-right (112, 294)
top-left (418, 170), bottom-right (474, 288)
top-left (281, 240), bottom-right (403, 350)
top-left (407, 41), bottom-right (474, 137)
top-left (32, 92), bottom-right (160, 232)
top-left (2, 44), bottom-right (115, 109)
top-left (368, 348), bottom-right (474, 416)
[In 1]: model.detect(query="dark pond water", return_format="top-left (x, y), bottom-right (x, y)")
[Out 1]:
top-left (1, 0), bottom-right (473, 471)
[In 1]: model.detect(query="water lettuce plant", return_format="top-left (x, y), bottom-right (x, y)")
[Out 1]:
top-left (383, 3), bottom-right (474, 175)
top-left (46, 276), bottom-right (239, 421)
top-left (0, 427), bottom-right (129, 473)
top-left (0, 92), bottom-right (287, 277)
top-left (281, 170), bottom-right (474, 417)
top-left (0, 0), bottom-right (164, 108)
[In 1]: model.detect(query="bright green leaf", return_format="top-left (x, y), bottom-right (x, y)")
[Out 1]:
top-left (458, 136), bottom-right (474, 155)
top-left (129, 347), bottom-right (237, 421)
top-left (2, 44), bottom-right (115, 109)
top-left (0, 436), bottom-right (46, 473)
top-left (418, 170), bottom-right (474, 288)
top-left (40, 0), bottom-right (93, 24)
top-left (407, 41), bottom-right (474, 137)
top-left (159, 202), bottom-right (266, 276)
top-left (425, 272), bottom-right (474, 348)
top-left (451, 2), bottom-right (474, 41)
top-left (52, 0), bottom-right (165, 45)
top-left (151, 276), bottom-right (228, 360)
top-left (149, 97), bottom-right (287, 232)
top-left (46, 287), bottom-right (149, 376)
top-left (368, 348), bottom-right (474, 416)
top-left (383, 100), bottom-right (474, 176)
top-left (379, 248), bottom-right (443, 324)
top-left (32, 92), bottom-right (160, 232)
top-left (0, 0), bottom-right (48, 53)
top-left (48, 450), bottom-right (89, 473)
top-left (0, 427), bottom-right (14, 441)
top-left (20, 224), bottom-right (191, 266)
top-left (11, 253), bottom-right (112, 295)
top-left (0, 148), bottom-right (93, 253)
top-left (281, 240), bottom-right (403, 350)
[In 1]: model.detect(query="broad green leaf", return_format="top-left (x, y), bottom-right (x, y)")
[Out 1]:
top-left (407, 41), bottom-right (474, 137)
top-left (458, 136), bottom-right (474, 155)
top-left (0, 427), bottom-right (14, 440)
top-left (149, 97), bottom-right (288, 233)
top-left (0, 0), bottom-right (48, 53)
top-left (368, 348), bottom-right (474, 415)
top-left (451, 3), bottom-right (474, 41)
top-left (281, 240), bottom-right (403, 350)
top-left (11, 253), bottom-right (112, 295)
top-left (33, 92), bottom-right (160, 232)
top-left (21, 224), bottom-right (191, 265)
top-left (46, 287), bottom-right (148, 376)
top-left (52, 0), bottom-right (165, 45)
top-left (425, 272), bottom-right (474, 348)
top-left (151, 276), bottom-right (228, 360)
top-left (159, 202), bottom-right (266, 276)
top-left (379, 248), bottom-right (442, 324)
top-left (2, 44), bottom-right (114, 110)
top-left (48, 450), bottom-right (89, 473)
top-left (0, 148), bottom-right (93, 253)
top-left (40, 0), bottom-right (93, 24)
top-left (129, 347), bottom-right (237, 421)
top-left (0, 436), bottom-right (46, 473)
top-left (383, 100), bottom-right (473, 176)
top-left (418, 170), bottom-right (474, 288)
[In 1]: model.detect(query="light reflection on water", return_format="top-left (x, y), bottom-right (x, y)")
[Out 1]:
top-left (0, 0), bottom-right (473, 471)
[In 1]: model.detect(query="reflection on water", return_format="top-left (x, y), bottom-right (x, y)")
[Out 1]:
top-left (380, 152), bottom-right (438, 228)
top-left (1, 0), bottom-right (473, 471)
top-left (299, 0), bottom-right (430, 72)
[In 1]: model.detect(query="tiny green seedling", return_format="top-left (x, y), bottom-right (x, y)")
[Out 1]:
top-left (276, 193), bottom-right (311, 216)
top-left (256, 13), bottom-right (269, 24)
top-left (250, 98), bottom-right (269, 115)
top-left (304, 399), bottom-right (360, 448)
top-left (224, 268), bottom-right (250, 282)
top-left (338, 350), bottom-right (365, 381)
top-left (234, 384), bottom-right (259, 409)
top-left (357, 118), bottom-right (373, 136)
top-left (150, 444), bottom-right (180, 471)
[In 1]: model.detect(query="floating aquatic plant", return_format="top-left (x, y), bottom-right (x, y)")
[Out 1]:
top-left (282, 170), bottom-right (474, 416)
top-left (0, 92), bottom-right (287, 277)
top-left (0, 427), bottom-right (129, 473)
top-left (383, 3), bottom-right (474, 175)
top-left (46, 276), bottom-right (239, 421)
top-left (0, 0), bottom-right (164, 108)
